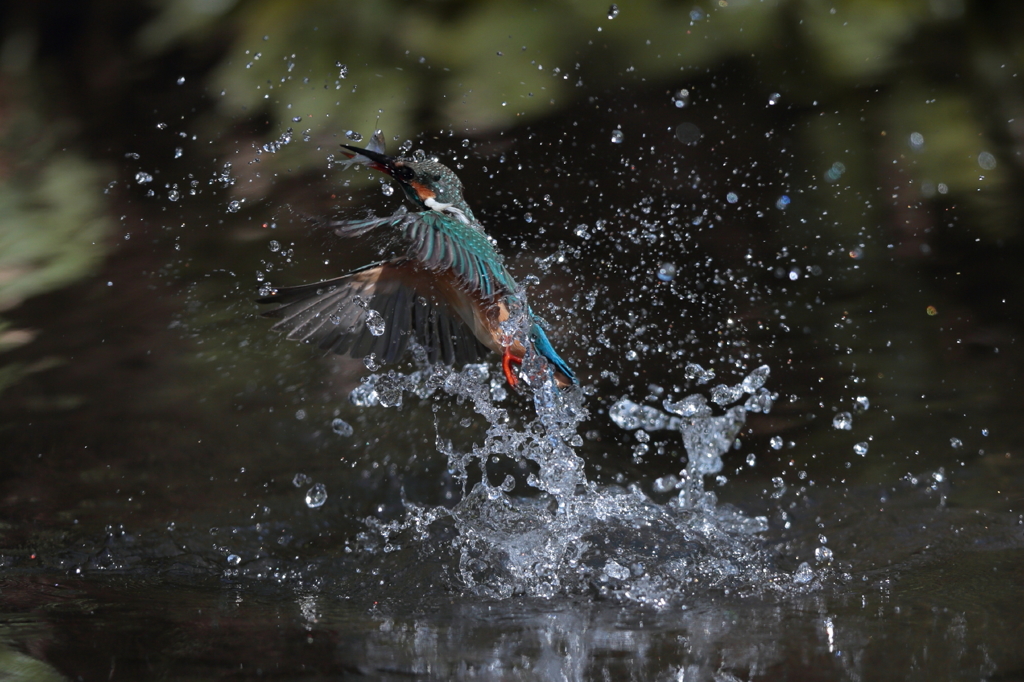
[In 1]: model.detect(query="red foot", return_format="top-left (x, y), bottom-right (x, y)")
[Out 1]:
top-left (502, 348), bottom-right (522, 388)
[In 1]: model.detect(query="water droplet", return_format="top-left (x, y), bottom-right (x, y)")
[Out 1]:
top-left (909, 132), bottom-right (925, 150)
top-left (331, 418), bottom-right (354, 437)
top-left (363, 353), bottom-right (381, 371)
top-left (652, 475), bottom-right (679, 493)
top-left (684, 363), bottom-right (715, 384)
top-left (375, 374), bottom-right (404, 408)
top-left (832, 412), bottom-right (853, 430)
top-left (746, 453), bottom-right (757, 466)
top-left (625, 349), bottom-right (638, 361)
top-left (227, 200), bottom-right (241, 213)
top-left (227, 554), bottom-right (241, 566)
top-left (176, 76), bottom-right (186, 85)
top-left (295, 409), bottom-right (306, 420)
top-left (814, 546), bottom-right (833, 563)
top-left (793, 562), bottom-right (814, 584)
top-left (675, 122), bottom-right (701, 145)
top-left (610, 129), bottom-right (624, 144)
top-left (607, 4), bottom-right (620, 19)
top-left (775, 195), bottom-right (791, 210)
top-left (978, 151), bottom-right (997, 170)
top-left (825, 162), bottom-right (846, 182)
top-left (381, 183), bottom-right (394, 196)
top-left (853, 442), bottom-right (868, 456)
top-left (657, 262), bottom-right (677, 281)
top-left (173, 147), bottom-right (183, 159)
top-left (349, 382), bottom-right (379, 407)
top-left (523, 212), bottom-right (533, 223)
top-left (135, 172), bottom-right (153, 184)
top-left (156, 122), bottom-right (167, 130)
top-left (769, 436), bottom-right (783, 450)
top-left (305, 483), bottom-right (327, 508)
top-left (292, 473), bottom-right (311, 487)
top-left (337, 63), bottom-right (348, 79)
top-left (346, 130), bottom-right (362, 142)
top-left (167, 189), bottom-right (180, 201)
top-left (268, 240), bottom-right (281, 252)
top-left (740, 365), bottom-right (770, 393)
top-left (726, 191), bottom-right (739, 204)
top-left (744, 389), bottom-right (775, 414)
top-left (950, 437), bottom-right (963, 449)
top-left (663, 394), bottom-right (710, 417)
top-left (365, 309), bottom-right (385, 336)
top-left (604, 559), bottom-right (630, 580)
top-left (710, 384), bottom-right (744, 406)
top-left (768, 92), bottom-right (781, 106)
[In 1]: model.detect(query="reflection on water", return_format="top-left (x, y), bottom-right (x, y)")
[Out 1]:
top-left (2, 522), bottom-right (1022, 680)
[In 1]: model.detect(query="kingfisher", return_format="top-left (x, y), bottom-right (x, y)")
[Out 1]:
top-left (257, 133), bottom-right (576, 389)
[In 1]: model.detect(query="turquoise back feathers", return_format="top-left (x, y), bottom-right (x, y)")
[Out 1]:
top-left (333, 207), bottom-right (518, 300)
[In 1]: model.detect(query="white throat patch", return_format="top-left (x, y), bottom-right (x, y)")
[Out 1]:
top-left (425, 196), bottom-right (471, 225)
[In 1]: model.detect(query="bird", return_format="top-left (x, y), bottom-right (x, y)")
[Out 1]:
top-left (256, 132), bottom-right (576, 389)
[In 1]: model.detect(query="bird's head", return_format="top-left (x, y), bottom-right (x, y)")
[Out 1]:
top-left (341, 143), bottom-right (475, 225)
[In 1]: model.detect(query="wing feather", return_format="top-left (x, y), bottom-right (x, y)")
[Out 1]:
top-left (257, 260), bottom-right (491, 369)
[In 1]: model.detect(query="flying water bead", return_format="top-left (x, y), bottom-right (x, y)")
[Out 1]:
top-left (365, 310), bottom-right (386, 336)
top-left (305, 483), bottom-right (327, 508)
top-left (331, 418), bottom-right (354, 436)
top-left (832, 412), bottom-right (853, 430)
top-left (793, 562), bottom-right (814, 584)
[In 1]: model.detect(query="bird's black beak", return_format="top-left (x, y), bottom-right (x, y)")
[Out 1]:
top-left (340, 144), bottom-right (397, 176)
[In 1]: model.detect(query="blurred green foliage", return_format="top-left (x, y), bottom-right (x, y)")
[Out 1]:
top-left (127, 0), bottom-right (1023, 237)
top-left (0, 77), bottom-right (113, 392)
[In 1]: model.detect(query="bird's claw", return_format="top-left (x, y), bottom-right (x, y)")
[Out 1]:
top-left (502, 348), bottom-right (522, 388)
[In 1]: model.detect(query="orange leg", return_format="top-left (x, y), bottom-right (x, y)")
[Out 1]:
top-left (502, 348), bottom-right (522, 387)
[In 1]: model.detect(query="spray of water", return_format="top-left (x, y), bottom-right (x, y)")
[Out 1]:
top-left (359, 293), bottom-right (794, 601)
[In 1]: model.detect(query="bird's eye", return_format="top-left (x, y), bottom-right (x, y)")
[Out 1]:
top-left (395, 166), bottom-right (414, 181)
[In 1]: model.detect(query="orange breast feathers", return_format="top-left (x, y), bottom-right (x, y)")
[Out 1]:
top-left (430, 269), bottom-right (527, 359)
top-left (410, 181), bottom-right (435, 203)
top-left (382, 262), bottom-right (526, 360)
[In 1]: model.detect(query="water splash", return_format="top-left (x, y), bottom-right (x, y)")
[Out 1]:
top-left (359, 297), bottom-right (788, 601)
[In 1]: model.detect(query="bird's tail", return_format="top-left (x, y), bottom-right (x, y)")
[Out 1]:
top-left (530, 323), bottom-right (577, 386)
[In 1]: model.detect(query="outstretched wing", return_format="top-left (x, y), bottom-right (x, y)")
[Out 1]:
top-left (257, 260), bottom-right (491, 366)
top-left (330, 208), bottom-right (518, 300)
